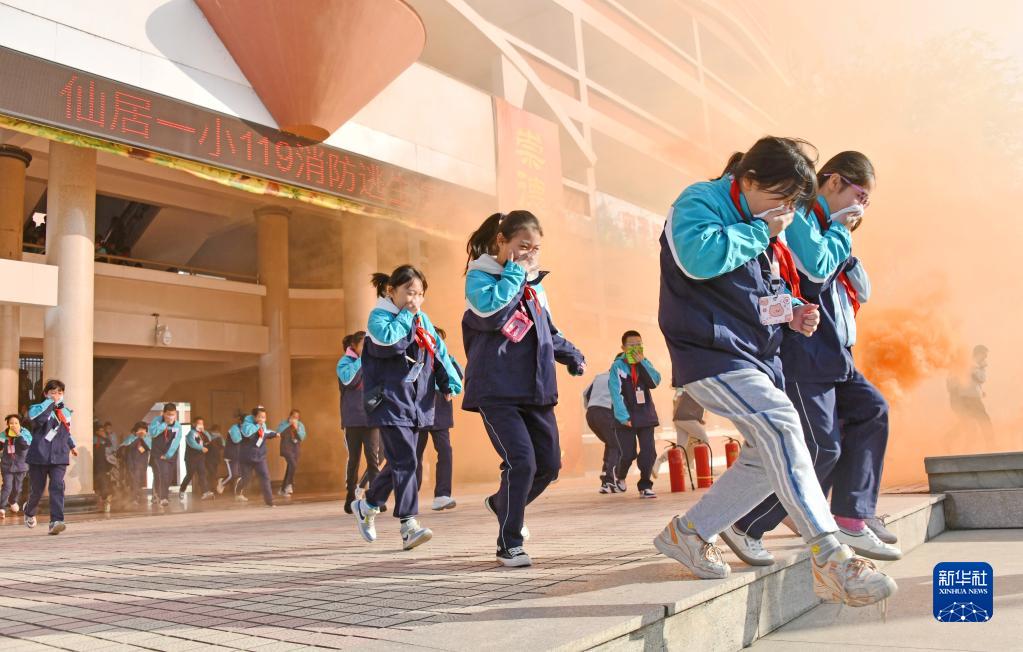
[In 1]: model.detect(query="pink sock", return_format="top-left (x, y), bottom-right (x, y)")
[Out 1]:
top-left (835, 515), bottom-right (866, 532)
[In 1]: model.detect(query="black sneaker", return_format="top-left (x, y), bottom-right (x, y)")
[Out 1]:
top-left (496, 546), bottom-right (532, 568)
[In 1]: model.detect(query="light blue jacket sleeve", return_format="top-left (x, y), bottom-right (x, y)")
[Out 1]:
top-left (424, 314), bottom-right (463, 396)
top-left (241, 420), bottom-right (279, 440)
top-left (464, 262), bottom-right (528, 330)
top-left (276, 420), bottom-right (307, 440)
top-left (29, 398), bottom-right (68, 423)
top-left (366, 308), bottom-right (416, 356)
top-left (640, 359), bottom-right (662, 387)
top-left (608, 360), bottom-right (630, 424)
top-left (148, 417), bottom-right (168, 438)
top-left (844, 257), bottom-right (871, 303)
top-left (228, 424), bottom-right (242, 444)
top-left (667, 186), bottom-right (771, 280)
top-left (336, 355), bottom-right (361, 385)
top-left (784, 205), bottom-right (852, 282)
top-left (185, 430), bottom-right (204, 451)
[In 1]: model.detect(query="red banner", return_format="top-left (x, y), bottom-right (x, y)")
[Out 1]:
top-left (494, 98), bottom-right (563, 216)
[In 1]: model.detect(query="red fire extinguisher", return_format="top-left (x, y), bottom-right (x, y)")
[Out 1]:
top-left (666, 444), bottom-right (687, 493)
top-left (694, 440), bottom-right (714, 488)
top-left (725, 437), bottom-right (741, 468)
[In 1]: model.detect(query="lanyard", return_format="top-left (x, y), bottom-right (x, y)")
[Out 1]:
top-left (522, 285), bottom-right (543, 321)
top-left (811, 203), bottom-right (861, 315)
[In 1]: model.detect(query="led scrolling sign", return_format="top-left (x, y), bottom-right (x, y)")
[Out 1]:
top-left (0, 45), bottom-right (448, 212)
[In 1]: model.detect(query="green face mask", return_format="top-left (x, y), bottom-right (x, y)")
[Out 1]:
top-left (624, 345), bottom-right (643, 364)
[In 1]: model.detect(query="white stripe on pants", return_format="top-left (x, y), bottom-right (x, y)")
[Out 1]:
top-left (681, 368), bottom-right (837, 542)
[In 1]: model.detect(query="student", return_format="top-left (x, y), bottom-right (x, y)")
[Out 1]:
top-left (233, 406), bottom-right (278, 507)
top-left (337, 331), bottom-right (383, 514)
top-left (24, 379), bottom-right (79, 534)
top-left (277, 409), bottom-right (306, 496)
top-left (350, 265), bottom-right (462, 550)
top-left (218, 414), bottom-right (244, 495)
top-left (462, 211), bottom-right (586, 567)
top-left (583, 373), bottom-right (620, 493)
top-left (725, 151), bottom-right (900, 565)
top-left (148, 403), bottom-right (183, 507)
top-left (416, 327), bottom-right (462, 511)
top-left (1, 414), bottom-right (31, 518)
top-left (609, 331), bottom-right (662, 498)
top-left (180, 417), bottom-right (215, 501)
top-left (204, 424), bottom-right (225, 493)
top-left (654, 137), bottom-right (895, 607)
top-left (93, 424), bottom-right (115, 511)
top-left (119, 421), bottom-right (151, 506)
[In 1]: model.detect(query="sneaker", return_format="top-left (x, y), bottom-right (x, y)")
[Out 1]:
top-left (719, 525), bottom-right (775, 566)
top-left (216, 478), bottom-right (227, 495)
top-left (431, 496), bottom-right (457, 511)
top-left (235, 495), bottom-right (248, 503)
top-left (484, 496), bottom-right (529, 540)
top-left (24, 514), bottom-right (36, 528)
top-left (354, 486), bottom-right (366, 501)
top-left (0, 509), bottom-right (5, 519)
top-left (179, 492), bottom-right (187, 501)
top-left (48, 521), bottom-right (66, 535)
top-left (277, 489), bottom-right (287, 497)
top-left (352, 498), bottom-right (380, 542)
top-left (653, 516), bottom-right (730, 579)
top-left (639, 489), bottom-right (657, 499)
top-left (497, 546), bottom-right (533, 567)
top-left (812, 545), bottom-right (898, 607)
top-left (285, 484), bottom-right (294, 495)
top-left (866, 515), bottom-right (898, 544)
top-left (598, 483), bottom-right (612, 494)
top-left (400, 518), bottom-right (433, 550)
top-left (201, 492), bottom-right (214, 500)
top-left (103, 500), bottom-right (111, 514)
top-left (836, 526), bottom-right (902, 561)
top-left (9, 503), bottom-right (19, 513)
top-left (616, 480), bottom-right (627, 493)
top-left (159, 499), bottom-right (169, 507)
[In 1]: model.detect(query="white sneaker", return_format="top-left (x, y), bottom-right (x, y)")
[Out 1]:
top-left (719, 525), bottom-right (775, 566)
top-left (179, 492), bottom-right (187, 501)
top-left (598, 483), bottom-right (612, 494)
top-left (497, 546), bottom-right (532, 567)
top-left (159, 499), bottom-right (169, 507)
top-left (653, 516), bottom-right (730, 579)
top-left (216, 478), bottom-right (226, 495)
top-left (9, 503), bottom-right (19, 513)
top-left (616, 480), bottom-right (627, 493)
top-left (235, 495), bottom-right (248, 503)
top-left (25, 515), bottom-right (36, 528)
top-left (639, 489), bottom-right (657, 499)
top-left (484, 496), bottom-right (529, 540)
top-left (201, 492), bottom-right (214, 500)
top-left (352, 498), bottom-right (380, 542)
top-left (431, 496), bottom-right (457, 511)
top-left (400, 518), bottom-right (433, 550)
top-left (285, 484), bottom-right (294, 495)
top-left (812, 545), bottom-right (898, 607)
top-left (277, 489), bottom-right (286, 497)
top-left (0, 509), bottom-right (5, 519)
top-left (836, 526), bottom-right (902, 561)
top-left (48, 521), bottom-right (66, 535)
top-left (865, 515), bottom-right (898, 544)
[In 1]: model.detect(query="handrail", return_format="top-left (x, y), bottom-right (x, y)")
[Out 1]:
top-left (94, 253), bottom-right (258, 284)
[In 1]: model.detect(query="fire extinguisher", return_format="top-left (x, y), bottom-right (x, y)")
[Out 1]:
top-left (666, 443), bottom-right (689, 493)
top-left (725, 437), bottom-right (741, 468)
top-left (693, 439), bottom-right (714, 488)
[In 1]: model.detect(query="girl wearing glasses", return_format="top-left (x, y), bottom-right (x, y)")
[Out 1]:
top-left (653, 137), bottom-right (896, 609)
top-left (723, 151), bottom-right (901, 566)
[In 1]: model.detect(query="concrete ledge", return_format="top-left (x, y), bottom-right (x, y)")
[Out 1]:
top-left (926, 451), bottom-right (1023, 492)
top-left (944, 488), bottom-right (1023, 529)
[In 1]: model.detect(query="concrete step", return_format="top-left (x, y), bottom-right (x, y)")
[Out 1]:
top-left (925, 451), bottom-right (1023, 492)
top-left (943, 488), bottom-right (1023, 529)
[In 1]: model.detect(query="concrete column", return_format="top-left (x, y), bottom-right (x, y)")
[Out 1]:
top-left (0, 145), bottom-right (31, 418)
top-left (255, 206), bottom-right (292, 445)
top-left (44, 142), bottom-right (95, 495)
top-left (341, 212), bottom-right (378, 334)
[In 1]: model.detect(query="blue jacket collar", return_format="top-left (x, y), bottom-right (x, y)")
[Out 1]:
top-left (373, 296), bottom-right (400, 315)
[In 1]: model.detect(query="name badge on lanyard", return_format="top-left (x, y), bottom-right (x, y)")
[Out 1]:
top-left (501, 306), bottom-right (534, 343)
top-left (630, 365), bottom-right (646, 404)
top-left (256, 429), bottom-right (264, 447)
top-left (759, 293), bottom-right (793, 325)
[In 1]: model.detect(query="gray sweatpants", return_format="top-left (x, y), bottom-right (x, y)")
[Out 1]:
top-left (681, 368), bottom-right (838, 542)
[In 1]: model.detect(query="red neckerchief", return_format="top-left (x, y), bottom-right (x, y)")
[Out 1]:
top-left (811, 203), bottom-right (861, 315)
top-left (413, 316), bottom-right (437, 368)
top-left (522, 285), bottom-right (544, 321)
top-left (629, 363), bottom-right (639, 389)
top-left (54, 405), bottom-right (72, 437)
top-left (729, 178), bottom-right (805, 302)
top-left (257, 425), bottom-right (265, 445)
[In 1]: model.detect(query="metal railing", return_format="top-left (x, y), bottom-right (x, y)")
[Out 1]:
top-left (22, 243), bottom-right (257, 284)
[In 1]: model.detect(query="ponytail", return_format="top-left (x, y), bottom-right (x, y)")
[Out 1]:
top-left (342, 334), bottom-right (353, 350)
top-left (370, 273), bottom-right (391, 298)
top-left (716, 151), bottom-right (745, 179)
top-left (464, 210), bottom-right (544, 273)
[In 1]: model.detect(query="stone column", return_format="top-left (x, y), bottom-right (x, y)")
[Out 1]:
top-left (341, 212), bottom-right (378, 334)
top-left (44, 142), bottom-right (96, 495)
top-left (0, 145), bottom-right (31, 418)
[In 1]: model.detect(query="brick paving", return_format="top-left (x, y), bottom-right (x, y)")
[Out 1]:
top-left (0, 479), bottom-right (929, 650)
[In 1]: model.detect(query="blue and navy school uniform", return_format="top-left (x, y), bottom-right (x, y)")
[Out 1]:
top-left (608, 354), bottom-right (662, 491)
top-left (24, 399), bottom-right (77, 522)
top-left (119, 433), bottom-right (151, 502)
top-left (232, 416), bottom-right (279, 505)
top-left (181, 428), bottom-right (212, 495)
top-left (223, 423), bottom-right (242, 486)
top-left (148, 417), bottom-right (183, 501)
top-left (337, 352), bottom-right (383, 497)
top-left (93, 432), bottom-right (115, 499)
top-left (277, 419), bottom-right (306, 490)
top-left (416, 359), bottom-right (463, 499)
top-left (462, 255), bottom-right (585, 550)
top-left (1, 427), bottom-right (31, 509)
top-left (363, 297), bottom-right (462, 519)
top-left (735, 196), bottom-right (886, 539)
